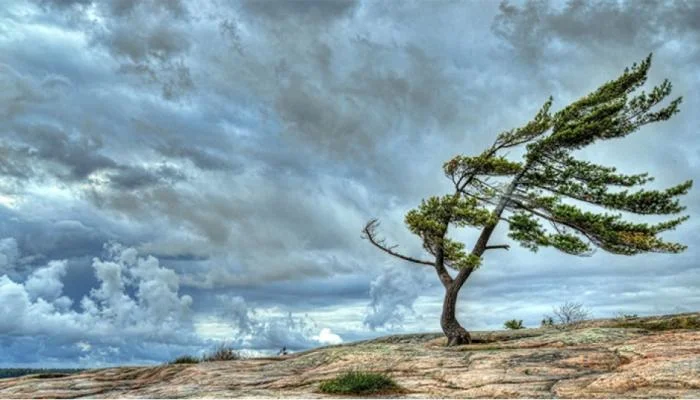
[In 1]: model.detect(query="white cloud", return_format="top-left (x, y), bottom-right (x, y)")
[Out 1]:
top-left (312, 327), bottom-right (343, 345)
top-left (0, 241), bottom-right (199, 365)
top-left (24, 259), bottom-right (68, 302)
top-left (364, 263), bottom-right (430, 330)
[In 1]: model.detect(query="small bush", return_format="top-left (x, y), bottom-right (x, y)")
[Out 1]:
top-left (615, 312), bottom-right (639, 321)
top-left (504, 319), bottom-right (525, 330)
top-left (202, 343), bottom-right (241, 362)
top-left (541, 316), bottom-right (555, 327)
top-left (170, 355), bottom-right (200, 364)
top-left (319, 371), bottom-right (401, 395)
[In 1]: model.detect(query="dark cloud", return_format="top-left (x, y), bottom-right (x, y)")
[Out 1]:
top-left (106, 164), bottom-right (186, 190)
top-left (1, 122), bottom-right (187, 192)
top-left (107, 0), bottom-right (189, 19)
top-left (12, 124), bottom-right (117, 181)
top-left (37, 0), bottom-right (92, 8)
top-left (240, 0), bottom-right (359, 21)
top-left (492, 0), bottom-right (700, 63)
top-left (92, 5), bottom-right (194, 100)
top-left (32, 0), bottom-right (195, 100)
top-left (0, 144), bottom-right (33, 180)
top-left (0, 63), bottom-right (70, 119)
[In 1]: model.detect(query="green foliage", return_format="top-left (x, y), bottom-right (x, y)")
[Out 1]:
top-left (318, 371), bottom-right (401, 395)
top-left (444, 154), bottom-right (523, 178)
top-left (495, 97), bottom-right (554, 149)
top-left (404, 194), bottom-right (489, 270)
top-left (456, 253), bottom-right (482, 270)
top-left (523, 159), bottom-right (691, 216)
top-left (532, 54), bottom-right (681, 155)
top-left (535, 200), bottom-right (688, 255)
top-left (507, 212), bottom-right (592, 255)
top-left (405, 195), bottom-right (492, 238)
top-left (541, 316), bottom-right (555, 327)
top-left (525, 152), bottom-right (654, 188)
top-left (504, 319), bottom-right (525, 330)
top-left (432, 54), bottom-right (690, 265)
top-left (169, 355), bottom-right (200, 364)
top-left (506, 54), bottom-right (691, 257)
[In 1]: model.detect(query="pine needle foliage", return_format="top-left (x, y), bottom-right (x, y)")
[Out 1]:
top-left (364, 54), bottom-right (691, 271)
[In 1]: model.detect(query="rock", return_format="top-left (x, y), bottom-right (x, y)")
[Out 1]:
top-left (1, 312), bottom-right (698, 398)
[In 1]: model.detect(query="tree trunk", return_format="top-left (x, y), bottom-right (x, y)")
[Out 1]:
top-left (440, 284), bottom-right (471, 346)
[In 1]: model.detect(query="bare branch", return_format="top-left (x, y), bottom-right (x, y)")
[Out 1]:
top-left (361, 219), bottom-right (436, 267)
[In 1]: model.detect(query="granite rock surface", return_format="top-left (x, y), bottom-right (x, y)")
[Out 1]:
top-left (1, 313), bottom-right (698, 398)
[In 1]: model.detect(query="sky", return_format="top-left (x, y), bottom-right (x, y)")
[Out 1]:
top-left (0, 0), bottom-right (699, 368)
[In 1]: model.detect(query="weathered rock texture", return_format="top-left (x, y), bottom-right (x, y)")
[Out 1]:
top-left (1, 313), bottom-right (699, 398)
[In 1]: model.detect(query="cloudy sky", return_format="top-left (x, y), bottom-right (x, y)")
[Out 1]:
top-left (1, 0), bottom-right (699, 368)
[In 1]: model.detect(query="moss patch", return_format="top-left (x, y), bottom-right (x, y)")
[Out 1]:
top-left (318, 371), bottom-right (403, 396)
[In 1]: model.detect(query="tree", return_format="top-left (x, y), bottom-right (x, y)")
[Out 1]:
top-left (542, 301), bottom-right (590, 329)
top-left (551, 301), bottom-right (590, 328)
top-left (362, 54), bottom-right (692, 346)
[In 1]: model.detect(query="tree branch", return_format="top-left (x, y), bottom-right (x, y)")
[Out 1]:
top-left (484, 244), bottom-right (510, 251)
top-left (508, 199), bottom-right (600, 250)
top-left (361, 219), bottom-right (436, 267)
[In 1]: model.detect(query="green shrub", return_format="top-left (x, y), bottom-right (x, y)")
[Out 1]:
top-left (202, 344), bottom-right (241, 362)
top-left (319, 371), bottom-right (401, 395)
top-left (541, 316), bottom-right (555, 327)
top-left (169, 355), bottom-right (200, 364)
top-left (504, 319), bottom-right (525, 330)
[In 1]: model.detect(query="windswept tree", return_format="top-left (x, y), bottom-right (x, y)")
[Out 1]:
top-left (362, 55), bottom-right (692, 346)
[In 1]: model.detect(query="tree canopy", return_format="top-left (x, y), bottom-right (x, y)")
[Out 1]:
top-left (365, 54), bottom-right (691, 277)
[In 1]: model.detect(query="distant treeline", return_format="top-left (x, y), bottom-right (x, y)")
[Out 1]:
top-left (0, 368), bottom-right (85, 379)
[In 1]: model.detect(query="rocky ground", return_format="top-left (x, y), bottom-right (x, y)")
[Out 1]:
top-left (1, 312), bottom-right (698, 398)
